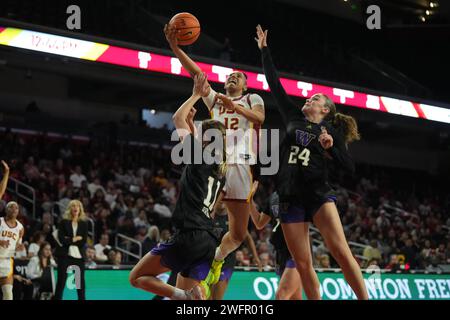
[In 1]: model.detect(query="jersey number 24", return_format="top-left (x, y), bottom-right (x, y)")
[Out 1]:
top-left (288, 146), bottom-right (310, 166)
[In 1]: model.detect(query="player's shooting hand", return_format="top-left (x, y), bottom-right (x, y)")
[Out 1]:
top-left (255, 24), bottom-right (268, 50)
top-left (216, 94), bottom-right (236, 112)
top-left (164, 24), bottom-right (178, 47)
top-left (1, 160), bottom-right (9, 173)
top-left (319, 126), bottom-right (333, 150)
top-left (193, 72), bottom-right (210, 97)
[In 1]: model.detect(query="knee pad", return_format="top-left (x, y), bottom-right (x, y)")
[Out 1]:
top-left (2, 284), bottom-right (13, 300)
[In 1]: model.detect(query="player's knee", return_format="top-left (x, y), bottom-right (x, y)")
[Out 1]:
top-left (230, 232), bottom-right (246, 245)
top-left (329, 245), bottom-right (350, 265)
top-left (129, 271), bottom-right (138, 288)
top-left (2, 284), bottom-right (13, 300)
top-left (276, 287), bottom-right (289, 300)
top-left (295, 257), bottom-right (313, 271)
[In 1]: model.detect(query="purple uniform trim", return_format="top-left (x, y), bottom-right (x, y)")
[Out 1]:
top-left (219, 267), bottom-right (234, 282)
top-left (280, 195), bottom-right (337, 224)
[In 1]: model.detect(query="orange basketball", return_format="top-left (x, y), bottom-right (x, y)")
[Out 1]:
top-left (169, 12), bottom-right (201, 46)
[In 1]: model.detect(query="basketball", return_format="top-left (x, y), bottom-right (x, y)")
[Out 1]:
top-left (169, 12), bottom-right (201, 46)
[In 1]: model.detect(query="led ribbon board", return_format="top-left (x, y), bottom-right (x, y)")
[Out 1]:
top-left (1, 26), bottom-right (449, 124)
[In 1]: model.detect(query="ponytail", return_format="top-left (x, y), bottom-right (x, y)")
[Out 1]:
top-left (321, 94), bottom-right (361, 145)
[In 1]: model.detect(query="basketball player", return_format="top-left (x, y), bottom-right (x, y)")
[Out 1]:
top-left (129, 73), bottom-right (227, 300)
top-left (256, 25), bottom-right (368, 300)
top-left (164, 24), bottom-right (265, 289)
top-left (210, 200), bottom-right (262, 300)
top-left (249, 182), bottom-right (303, 300)
top-left (0, 201), bottom-right (24, 300)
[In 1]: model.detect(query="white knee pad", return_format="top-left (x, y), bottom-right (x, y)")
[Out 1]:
top-left (2, 284), bottom-right (13, 300)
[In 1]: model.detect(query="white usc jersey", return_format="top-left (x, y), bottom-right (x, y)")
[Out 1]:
top-left (203, 88), bottom-right (264, 164)
top-left (0, 217), bottom-right (24, 258)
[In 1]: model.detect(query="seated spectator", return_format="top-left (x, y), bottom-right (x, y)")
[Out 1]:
top-left (318, 254), bottom-right (331, 269)
top-left (259, 253), bottom-right (273, 271)
top-left (106, 249), bottom-right (122, 268)
top-left (88, 177), bottom-right (106, 198)
top-left (363, 240), bottom-right (382, 265)
top-left (28, 231), bottom-right (46, 258)
top-left (94, 233), bottom-right (112, 263)
top-left (26, 242), bottom-right (56, 300)
top-left (385, 254), bottom-right (401, 272)
top-left (70, 165), bottom-right (87, 188)
top-left (400, 238), bottom-right (419, 269)
top-left (134, 226), bottom-right (148, 243)
top-left (159, 229), bottom-right (172, 242)
top-left (85, 246), bottom-right (97, 268)
top-left (142, 225), bottom-right (160, 254)
top-left (133, 209), bottom-right (149, 229)
top-left (14, 242), bottom-right (28, 260)
top-left (235, 250), bottom-right (250, 267)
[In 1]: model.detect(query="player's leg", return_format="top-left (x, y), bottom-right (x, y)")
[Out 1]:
top-left (313, 202), bottom-right (368, 300)
top-left (0, 259), bottom-right (14, 300)
top-left (276, 263), bottom-right (302, 300)
top-left (216, 201), bottom-right (250, 260)
top-left (129, 253), bottom-right (174, 297)
top-left (282, 222), bottom-right (321, 300)
top-left (211, 279), bottom-right (229, 300)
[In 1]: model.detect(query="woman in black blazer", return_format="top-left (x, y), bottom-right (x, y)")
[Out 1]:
top-left (54, 199), bottom-right (88, 300)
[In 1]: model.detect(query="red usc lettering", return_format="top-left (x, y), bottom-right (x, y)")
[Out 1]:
top-left (1, 231), bottom-right (17, 240)
top-left (218, 106), bottom-right (236, 115)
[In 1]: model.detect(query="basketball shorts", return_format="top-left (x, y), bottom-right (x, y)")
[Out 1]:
top-left (223, 164), bottom-right (259, 201)
top-left (0, 257), bottom-right (13, 278)
top-left (150, 229), bottom-right (218, 281)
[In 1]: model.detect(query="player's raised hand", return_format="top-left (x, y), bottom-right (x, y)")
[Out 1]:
top-left (319, 126), bottom-right (333, 149)
top-left (193, 72), bottom-right (210, 97)
top-left (216, 94), bottom-right (236, 112)
top-left (255, 24), bottom-right (268, 50)
top-left (163, 23), bottom-right (178, 47)
top-left (1, 160), bottom-right (9, 173)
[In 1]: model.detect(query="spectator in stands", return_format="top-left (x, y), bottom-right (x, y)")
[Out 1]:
top-left (259, 253), bottom-right (272, 271)
top-left (142, 225), bottom-right (160, 254)
top-left (319, 254), bottom-right (331, 269)
top-left (385, 254), bottom-right (401, 272)
top-left (134, 226), bottom-right (148, 242)
top-left (28, 231), bottom-right (46, 258)
top-left (159, 228), bottom-right (171, 242)
top-left (85, 246), bottom-right (97, 268)
top-left (363, 240), bottom-right (382, 266)
top-left (400, 238), bottom-right (419, 269)
top-left (94, 233), bottom-right (111, 263)
top-left (70, 165), bottom-right (87, 188)
top-left (133, 209), bottom-right (149, 229)
top-left (235, 250), bottom-right (250, 267)
top-left (88, 177), bottom-right (106, 198)
top-left (26, 242), bottom-right (56, 300)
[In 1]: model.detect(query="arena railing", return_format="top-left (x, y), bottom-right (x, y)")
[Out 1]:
top-left (6, 177), bottom-right (36, 218)
top-left (115, 233), bottom-right (143, 262)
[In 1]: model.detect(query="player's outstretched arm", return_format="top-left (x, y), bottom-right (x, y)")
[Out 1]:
top-left (0, 160), bottom-right (10, 199)
top-left (173, 73), bottom-right (209, 141)
top-left (164, 24), bottom-right (210, 85)
top-left (256, 25), bottom-right (297, 125)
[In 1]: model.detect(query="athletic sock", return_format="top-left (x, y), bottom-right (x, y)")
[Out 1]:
top-left (214, 246), bottom-right (226, 261)
top-left (170, 287), bottom-right (188, 300)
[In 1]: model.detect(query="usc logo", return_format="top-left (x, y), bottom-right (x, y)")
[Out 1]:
top-left (1, 231), bottom-right (17, 240)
